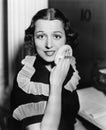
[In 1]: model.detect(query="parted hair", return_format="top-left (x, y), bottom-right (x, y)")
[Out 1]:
top-left (24, 8), bottom-right (79, 56)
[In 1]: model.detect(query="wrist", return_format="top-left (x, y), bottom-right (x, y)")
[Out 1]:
top-left (50, 84), bottom-right (62, 94)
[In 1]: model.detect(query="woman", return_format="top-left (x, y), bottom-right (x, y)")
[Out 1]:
top-left (10, 8), bottom-right (80, 130)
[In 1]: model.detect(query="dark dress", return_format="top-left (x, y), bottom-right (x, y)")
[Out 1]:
top-left (10, 55), bottom-right (80, 130)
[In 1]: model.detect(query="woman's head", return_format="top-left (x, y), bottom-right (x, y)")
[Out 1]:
top-left (24, 8), bottom-right (78, 61)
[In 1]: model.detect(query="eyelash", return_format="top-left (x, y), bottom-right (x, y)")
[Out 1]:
top-left (36, 34), bottom-right (45, 39)
top-left (35, 34), bottom-right (62, 40)
top-left (53, 34), bottom-right (62, 39)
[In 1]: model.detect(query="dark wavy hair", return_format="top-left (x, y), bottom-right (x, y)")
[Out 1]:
top-left (24, 8), bottom-right (79, 56)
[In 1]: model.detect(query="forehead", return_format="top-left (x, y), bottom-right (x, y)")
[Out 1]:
top-left (35, 19), bottom-right (64, 32)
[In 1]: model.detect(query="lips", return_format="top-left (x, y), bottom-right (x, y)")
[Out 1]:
top-left (45, 51), bottom-right (55, 56)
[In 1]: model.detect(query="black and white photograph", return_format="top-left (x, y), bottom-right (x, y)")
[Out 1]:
top-left (0, 0), bottom-right (106, 130)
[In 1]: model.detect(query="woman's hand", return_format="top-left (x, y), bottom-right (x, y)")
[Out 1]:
top-left (50, 51), bottom-right (71, 91)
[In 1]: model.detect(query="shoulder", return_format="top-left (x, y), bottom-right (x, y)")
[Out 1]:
top-left (21, 55), bottom-right (36, 67)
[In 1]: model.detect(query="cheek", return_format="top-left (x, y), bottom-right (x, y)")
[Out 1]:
top-left (55, 38), bottom-right (66, 48)
top-left (34, 40), bottom-right (44, 49)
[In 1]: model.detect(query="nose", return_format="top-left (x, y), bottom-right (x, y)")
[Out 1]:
top-left (45, 36), bottom-right (53, 49)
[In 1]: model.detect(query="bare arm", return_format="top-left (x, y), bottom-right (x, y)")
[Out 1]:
top-left (40, 84), bottom-right (62, 130)
top-left (41, 55), bottom-right (72, 130)
top-left (26, 84), bottom-right (62, 130)
top-left (26, 56), bottom-right (71, 130)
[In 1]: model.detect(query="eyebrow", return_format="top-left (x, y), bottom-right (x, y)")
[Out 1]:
top-left (35, 31), bottom-right (63, 34)
top-left (53, 31), bottom-right (63, 34)
top-left (35, 31), bottom-right (44, 34)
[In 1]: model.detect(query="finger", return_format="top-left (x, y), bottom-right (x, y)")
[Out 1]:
top-left (64, 49), bottom-right (71, 59)
top-left (63, 58), bottom-right (71, 72)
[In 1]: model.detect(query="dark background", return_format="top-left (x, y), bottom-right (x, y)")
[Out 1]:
top-left (49, 0), bottom-right (106, 88)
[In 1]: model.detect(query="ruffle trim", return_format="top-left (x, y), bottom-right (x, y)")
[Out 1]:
top-left (17, 55), bottom-right (49, 96)
top-left (64, 68), bottom-right (80, 92)
top-left (64, 79), bottom-right (76, 92)
top-left (17, 56), bottom-right (78, 96)
top-left (21, 55), bottom-right (36, 67)
top-left (13, 101), bottom-right (47, 120)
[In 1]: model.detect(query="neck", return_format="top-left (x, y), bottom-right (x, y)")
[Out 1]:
top-left (45, 65), bottom-right (52, 71)
top-left (37, 55), bottom-right (55, 71)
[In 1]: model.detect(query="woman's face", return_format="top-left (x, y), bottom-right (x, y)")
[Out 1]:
top-left (34, 19), bottom-right (66, 62)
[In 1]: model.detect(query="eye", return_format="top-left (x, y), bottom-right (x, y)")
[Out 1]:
top-left (53, 34), bottom-right (62, 39)
top-left (35, 34), bottom-right (46, 40)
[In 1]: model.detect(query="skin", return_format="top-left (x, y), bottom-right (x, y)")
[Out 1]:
top-left (34, 19), bottom-right (66, 64)
top-left (26, 19), bottom-right (80, 130)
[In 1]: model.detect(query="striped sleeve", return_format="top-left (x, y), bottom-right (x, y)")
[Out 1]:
top-left (11, 76), bottom-right (49, 127)
top-left (10, 56), bottom-right (49, 127)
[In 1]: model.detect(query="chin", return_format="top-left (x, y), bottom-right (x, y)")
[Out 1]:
top-left (44, 57), bottom-right (54, 63)
top-left (46, 59), bottom-right (54, 63)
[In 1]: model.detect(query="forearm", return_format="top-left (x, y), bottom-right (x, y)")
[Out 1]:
top-left (41, 85), bottom-right (62, 130)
